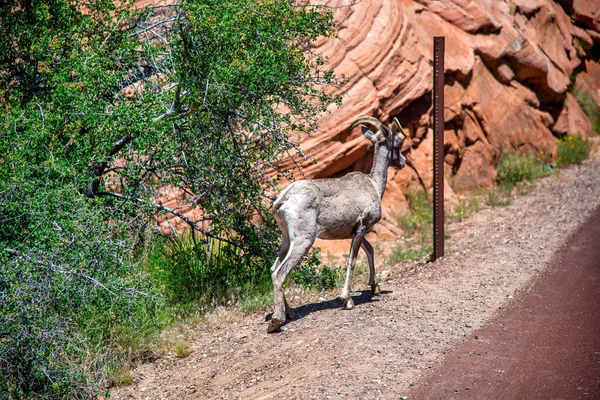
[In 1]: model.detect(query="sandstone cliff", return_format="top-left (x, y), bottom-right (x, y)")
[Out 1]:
top-left (156, 0), bottom-right (600, 250)
top-left (274, 0), bottom-right (600, 250)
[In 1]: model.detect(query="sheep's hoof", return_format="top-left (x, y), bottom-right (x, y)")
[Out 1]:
top-left (267, 317), bottom-right (284, 333)
top-left (371, 283), bottom-right (381, 296)
top-left (343, 297), bottom-right (354, 310)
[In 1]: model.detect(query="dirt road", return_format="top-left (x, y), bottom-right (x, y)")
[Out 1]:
top-left (112, 146), bottom-right (600, 400)
top-left (409, 205), bottom-right (600, 399)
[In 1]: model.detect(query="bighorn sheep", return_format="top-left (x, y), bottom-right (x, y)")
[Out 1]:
top-left (268, 116), bottom-right (407, 332)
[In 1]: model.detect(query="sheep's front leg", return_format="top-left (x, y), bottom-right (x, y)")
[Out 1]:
top-left (340, 231), bottom-right (365, 310)
top-left (361, 238), bottom-right (380, 296)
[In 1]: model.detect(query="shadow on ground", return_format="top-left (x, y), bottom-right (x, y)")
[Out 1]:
top-left (265, 289), bottom-right (392, 331)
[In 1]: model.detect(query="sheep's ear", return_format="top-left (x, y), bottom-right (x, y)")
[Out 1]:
top-left (361, 126), bottom-right (377, 143)
top-left (392, 117), bottom-right (407, 140)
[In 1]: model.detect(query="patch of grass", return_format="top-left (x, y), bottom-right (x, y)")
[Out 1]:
top-left (104, 358), bottom-right (137, 388)
top-left (496, 152), bottom-right (552, 190)
top-left (392, 188), bottom-right (474, 265)
top-left (557, 135), bottom-right (592, 167)
top-left (238, 291), bottom-right (273, 313)
top-left (398, 190), bottom-right (433, 235)
top-left (481, 187), bottom-right (512, 207)
top-left (174, 341), bottom-right (191, 358)
top-left (448, 196), bottom-right (480, 223)
top-left (79, 307), bottom-right (167, 392)
top-left (388, 243), bottom-right (432, 264)
top-left (110, 370), bottom-right (134, 387)
top-left (389, 185), bottom-right (507, 265)
top-left (142, 234), bottom-right (273, 311)
top-left (389, 190), bottom-right (434, 264)
top-left (397, 213), bottom-right (419, 236)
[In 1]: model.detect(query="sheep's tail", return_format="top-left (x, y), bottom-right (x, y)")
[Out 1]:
top-left (273, 184), bottom-right (294, 211)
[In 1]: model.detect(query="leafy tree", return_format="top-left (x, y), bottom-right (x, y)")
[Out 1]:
top-left (1, 0), bottom-right (341, 397)
top-left (80, 0), bottom-right (342, 254)
top-left (1, 1), bottom-right (162, 397)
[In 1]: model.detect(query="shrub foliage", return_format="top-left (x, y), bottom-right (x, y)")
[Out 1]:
top-left (557, 135), bottom-right (592, 167)
top-left (496, 152), bottom-right (552, 189)
top-left (0, 0), bottom-right (340, 397)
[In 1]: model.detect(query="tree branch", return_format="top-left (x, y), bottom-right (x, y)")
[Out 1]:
top-left (85, 135), bottom-right (133, 197)
top-left (94, 191), bottom-right (235, 247)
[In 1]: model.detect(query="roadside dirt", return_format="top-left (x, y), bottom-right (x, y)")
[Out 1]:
top-left (112, 140), bottom-right (600, 399)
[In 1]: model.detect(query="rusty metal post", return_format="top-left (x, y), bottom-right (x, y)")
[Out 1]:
top-left (433, 36), bottom-right (445, 261)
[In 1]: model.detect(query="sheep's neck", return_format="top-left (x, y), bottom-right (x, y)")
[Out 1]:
top-left (370, 143), bottom-right (389, 199)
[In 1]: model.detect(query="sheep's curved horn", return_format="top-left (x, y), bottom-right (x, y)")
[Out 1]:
top-left (350, 116), bottom-right (389, 137)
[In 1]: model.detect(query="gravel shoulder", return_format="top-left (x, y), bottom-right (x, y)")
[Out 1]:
top-left (409, 203), bottom-right (600, 399)
top-left (112, 140), bottom-right (600, 400)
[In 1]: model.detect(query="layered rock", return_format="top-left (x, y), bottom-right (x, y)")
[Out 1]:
top-left (553, 92), bottom-right (593, 137)
top-left (151, 0), bottom-right (600, 249)
top-left (281, 0), bottom-right (600, 252)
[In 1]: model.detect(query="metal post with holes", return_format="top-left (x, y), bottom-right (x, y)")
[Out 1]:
top-left (433, 36), bottom-right (445, 261)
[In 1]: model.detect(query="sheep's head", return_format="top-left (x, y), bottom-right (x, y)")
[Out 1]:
top-left (351, 116), bottom-right (407, 169)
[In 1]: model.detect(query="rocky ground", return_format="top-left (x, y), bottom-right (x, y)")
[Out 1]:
top-left (112, 139), bottom-right (600, 399)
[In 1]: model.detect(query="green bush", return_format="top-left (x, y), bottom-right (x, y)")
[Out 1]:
top-left (290, 249), bottom-right (342, 291)
top-left (0, 0), bottom-right (340, 397)
top-left (143, 234), bottom-right (273, 310)
top-left (0, 188), bottom-right (160, 399)
top-left (557, 135), bottom-right (592, 167)
top-left (496, 152), bottom-right (552, 189)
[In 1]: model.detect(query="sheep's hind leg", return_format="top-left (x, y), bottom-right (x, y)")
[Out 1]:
top-left (361, 238), bottom-right (380, 296)
top-left (340, 231), bottom-right (366, 310)
top-left (268, 236), bottom-right (313, 333)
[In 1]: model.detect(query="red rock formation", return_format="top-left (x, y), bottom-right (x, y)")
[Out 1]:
top-left (553, 92), bottom-right (593, 137)
top-left (295, 0), bottom-right (600, 252)
top-left (153, 0), bottom-right (600, 249)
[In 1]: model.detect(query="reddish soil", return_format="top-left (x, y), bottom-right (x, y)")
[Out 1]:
top-left (409, 205), bottom-right (600, 399)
